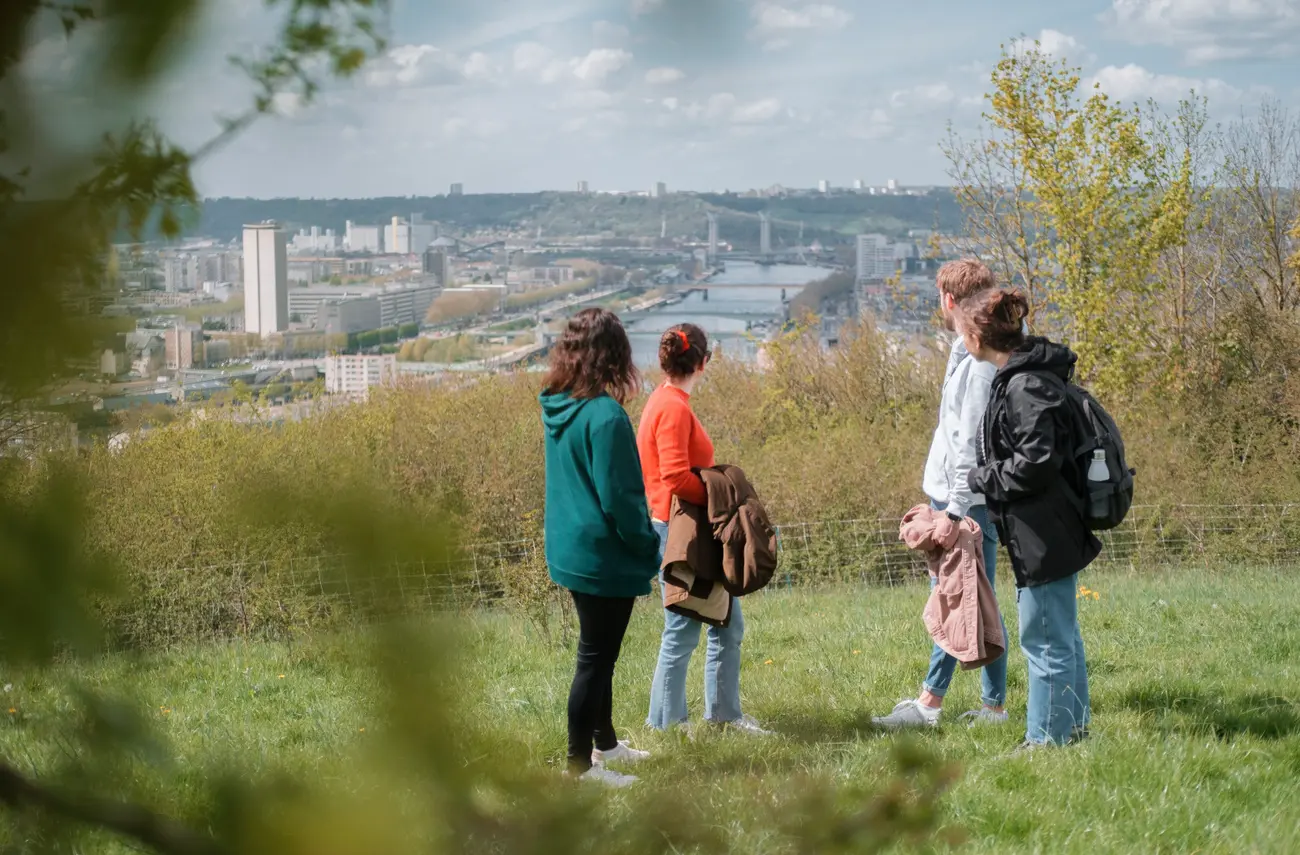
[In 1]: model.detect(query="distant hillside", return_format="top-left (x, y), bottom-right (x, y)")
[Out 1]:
top-left (186, 191), bottom-right (962, 248)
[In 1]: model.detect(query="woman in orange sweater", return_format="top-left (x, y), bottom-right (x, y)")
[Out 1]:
top-left (639, 324), bottom-right (770, 735)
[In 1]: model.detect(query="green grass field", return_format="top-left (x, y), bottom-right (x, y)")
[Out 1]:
top-left (4, 567), bottom-right (1299, 853)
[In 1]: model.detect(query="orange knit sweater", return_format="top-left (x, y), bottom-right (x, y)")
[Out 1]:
top-left (637, 384), bottom-right (715, 521)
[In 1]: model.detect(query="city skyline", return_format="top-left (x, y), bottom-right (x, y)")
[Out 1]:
top-left (27, 1), bottom-right (1300, 198)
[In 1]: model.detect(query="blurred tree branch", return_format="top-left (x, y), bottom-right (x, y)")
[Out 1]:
top-left (0, 0), bottom-right (387, 446)
top-left (0, 762), bottom-right (220, 855)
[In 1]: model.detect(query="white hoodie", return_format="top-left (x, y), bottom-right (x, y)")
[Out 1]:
top-left (922, 336), bottom-right (996, 518)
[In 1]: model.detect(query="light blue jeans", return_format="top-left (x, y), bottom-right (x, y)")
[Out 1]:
top-left (1017, 572), bottom-right (1090, 744)
top-left (923, 501), bottom-right (1008, 708)
top-left (646, 520), bottom-right (745, 729)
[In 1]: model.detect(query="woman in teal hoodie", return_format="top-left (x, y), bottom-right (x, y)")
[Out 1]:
top-left (540, 308), bottom-right (660, 787)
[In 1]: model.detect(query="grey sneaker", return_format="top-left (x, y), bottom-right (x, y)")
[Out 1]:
top-left (1009, 739), bottom-right (1045, 756)
top-left (718, 714), bottom-right (774, 736)
top-left (592, 741), bottom-right (650, 766)
top-left (1069, 725), bottom-right (1091, 743)
top-left (959, 708), bottom-right (1010, 727)
top-left (872, 700), bottom-right (941, 730)
top-left (575, 764), bottom-right (638, 788)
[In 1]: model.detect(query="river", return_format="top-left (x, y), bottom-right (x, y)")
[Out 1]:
top-left (622, 262), bottom-right (829, 367)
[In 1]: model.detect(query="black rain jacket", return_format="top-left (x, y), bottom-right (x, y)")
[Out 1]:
top-left (968, 337), bottom-right (1101, 588)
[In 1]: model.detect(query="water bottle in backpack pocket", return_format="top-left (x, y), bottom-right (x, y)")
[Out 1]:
top-left (1087, 449), bottom-right (1113, 522)
top-left (1064, 385), bottom-right (1135, 531)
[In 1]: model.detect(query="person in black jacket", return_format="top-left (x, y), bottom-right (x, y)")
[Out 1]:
top-left (955, 287), bottom-right (1101, 748)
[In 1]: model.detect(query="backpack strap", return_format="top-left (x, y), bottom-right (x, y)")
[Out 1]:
top-left (1026, 369), bottom-right (1090, 518)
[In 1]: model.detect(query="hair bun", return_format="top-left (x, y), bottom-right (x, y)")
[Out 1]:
top-left (992, 288), bottom-right (1028, 324)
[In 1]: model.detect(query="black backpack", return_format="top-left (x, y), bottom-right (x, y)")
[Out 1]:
top-left (1056, 380), bottom-right (1135, 531)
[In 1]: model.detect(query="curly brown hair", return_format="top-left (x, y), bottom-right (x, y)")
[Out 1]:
top-left (658, 323), bottom-right (709, 379)
top-left (542, 308), bottom-right (640, 404)
top-left (955, 287), bottom-right (1030, 353)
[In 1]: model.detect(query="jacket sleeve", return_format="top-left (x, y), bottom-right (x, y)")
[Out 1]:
top-left (968, 374), bottom-right (1064, 502)
top-left (655, 405), bottom-right (708, 507)
top-left (591, 411), bottom-right (660, 563)
top-left (945, 365), bottom-right (992, 518)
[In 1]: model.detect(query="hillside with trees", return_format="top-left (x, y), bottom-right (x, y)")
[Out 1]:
top-left (186, 190), bottom-right (962, 248)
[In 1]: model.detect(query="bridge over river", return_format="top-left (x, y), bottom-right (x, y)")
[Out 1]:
top-left (621, 307), bottom-right (784, 324)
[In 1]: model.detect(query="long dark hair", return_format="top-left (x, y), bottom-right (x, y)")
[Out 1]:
top-left (658, 323), bottom-right (708, 379)
top-left (542, 308), bottom-right (640, 404)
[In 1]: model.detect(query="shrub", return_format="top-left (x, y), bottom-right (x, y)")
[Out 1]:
top-left (67, 320), bottom-right (1300, 647)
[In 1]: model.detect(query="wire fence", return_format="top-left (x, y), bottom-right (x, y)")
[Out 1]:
top-left (107, 503), bottom-right (1300, 650)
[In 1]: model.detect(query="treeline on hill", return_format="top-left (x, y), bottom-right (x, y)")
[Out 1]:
top-left (181, 190), bottom-right (961, 246)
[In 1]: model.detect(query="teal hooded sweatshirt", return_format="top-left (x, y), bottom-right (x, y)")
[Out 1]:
top-left (540, 390), bottom-right (660, 598)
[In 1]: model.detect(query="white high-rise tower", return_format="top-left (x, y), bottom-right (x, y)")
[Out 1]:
top-left (243, 222), bottom-right (288, 335)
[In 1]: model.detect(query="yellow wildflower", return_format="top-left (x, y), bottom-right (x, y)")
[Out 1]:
top-left (764, 659), bottom-right (774, 665)
top-left (7, 708), bottom-right (14, 714)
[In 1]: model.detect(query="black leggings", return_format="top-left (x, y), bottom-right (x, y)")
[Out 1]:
top-left (567, 590), bottom-right (636, 772)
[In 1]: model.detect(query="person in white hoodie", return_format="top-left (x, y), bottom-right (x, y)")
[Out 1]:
top-left (874, 258), bottom-right (1010, 730)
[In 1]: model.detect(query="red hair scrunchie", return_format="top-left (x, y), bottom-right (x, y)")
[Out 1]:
top-left (675, 329), bottom-right (690, 350)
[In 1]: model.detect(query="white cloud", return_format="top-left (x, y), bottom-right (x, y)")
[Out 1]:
top-left (889, 83), bottom-right (955, 110)
top-left (513, 44), bottom-right (629, 85)
top-left (631, 0), bottom-right (664, 15)
top-left (512, 41), bottom-right (553, 73)
top-left (441, 116), bottom-right (507, 139)
top-left (462, 52), bottom-right (496, 82)
top-left (272, 91), bottom-right (305, 117)
top-left (682, 92), bottom-right (738, 122)
top-left (848, 108), bottom-right (895, 141)
top-left (731, 97), bottom-right (784, 124)
top-left (662, 97), bottom-right (679, 110)
top-left (1038, 29), bottom-right (1085, 58)
top-left (560, 89), bottom-right (619, 111)
top-left (1009, 29), bottom-right (1093, 64)
top-left (1088, 63), bottom-right (1245, 104)
top-left (751, 2), bottom-right (853, 34)
top-left (645, 66), bottom-right (685, 85)
top-left (570, 48), bottom-right (633, 83)
top-left (762, 38), bottom-right (792, 52)
top-left (1103, 0), bottom-right (1300, 63)
top-left (592, 21), bottom-right (630, 46)
top-left (364, 45), bottom-right (465, 88)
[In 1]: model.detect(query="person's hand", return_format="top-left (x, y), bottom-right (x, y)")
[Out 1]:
top-left (932, 514), bottom-right (960, 550)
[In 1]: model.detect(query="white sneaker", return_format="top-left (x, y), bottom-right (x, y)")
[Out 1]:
top-left (872, 699), bottom-right (941, 730)
top-left (592, 741), bottom-right (650, 765)
top-left (577, 764), bottom-right (638, 788)
top-left (722, 714), bottom-right (774, 736)
top-left (959, 708), bottom-right (1010, 727)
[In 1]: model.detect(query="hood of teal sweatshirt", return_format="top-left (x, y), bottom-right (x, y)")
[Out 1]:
top-left (539, 391), bottom-right (593, 439)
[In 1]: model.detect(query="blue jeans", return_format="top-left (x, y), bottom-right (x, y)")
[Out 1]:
top-left (922, 501), bottom-right (1008, 708)
top-left (646, 521), bottom-right (745, 729)
top-left (1017, 573), bottom-right (1090, 744)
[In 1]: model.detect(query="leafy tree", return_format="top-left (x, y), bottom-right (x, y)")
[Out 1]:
top-left (944, 41), bottom-right (1197, 395)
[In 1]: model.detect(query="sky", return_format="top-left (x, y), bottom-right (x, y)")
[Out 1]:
top-left (25, 0), bottom-right (1300, 197)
